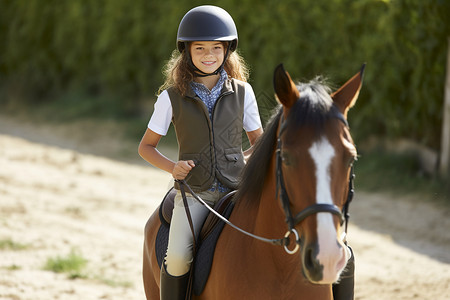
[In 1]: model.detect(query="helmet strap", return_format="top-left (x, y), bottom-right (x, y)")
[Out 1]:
top-left (185, 42), bottom-right (232, 77)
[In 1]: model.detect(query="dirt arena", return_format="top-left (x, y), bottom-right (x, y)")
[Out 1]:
top-left (0, 116), bottom-right (449, 299)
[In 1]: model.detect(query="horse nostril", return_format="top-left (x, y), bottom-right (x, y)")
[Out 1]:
top-left (303, 244), bottom-right (323, 282)
top-left (304, 245), bottom-right (320, 270)
top-left (304, 246), bottom-right (315, 270)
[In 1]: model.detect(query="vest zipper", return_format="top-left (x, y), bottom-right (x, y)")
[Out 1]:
top-left (210, 90), bottom-right (234, 188)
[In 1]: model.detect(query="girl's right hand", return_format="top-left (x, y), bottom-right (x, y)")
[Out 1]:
top-left (172, 160), bottom-right (196, 180)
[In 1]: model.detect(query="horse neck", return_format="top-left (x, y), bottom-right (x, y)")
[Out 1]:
top-left (243, 154), bottom-right (302, 274)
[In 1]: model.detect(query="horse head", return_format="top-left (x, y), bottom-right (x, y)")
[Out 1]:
top-left (273, 64), bottom-right (364, 284)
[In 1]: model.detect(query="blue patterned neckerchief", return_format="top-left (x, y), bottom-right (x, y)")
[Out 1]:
top-left (190, 70), bottom-right (230, 193)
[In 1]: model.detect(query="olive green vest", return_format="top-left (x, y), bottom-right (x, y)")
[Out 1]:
top-left (167, 78), bottom-right (246, 192)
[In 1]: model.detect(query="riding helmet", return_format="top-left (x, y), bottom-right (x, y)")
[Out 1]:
top-left (176, 5), bottom-right (238, 52)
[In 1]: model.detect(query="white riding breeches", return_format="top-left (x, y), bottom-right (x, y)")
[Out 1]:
top-left (164, 188), bottom-right (227, 276)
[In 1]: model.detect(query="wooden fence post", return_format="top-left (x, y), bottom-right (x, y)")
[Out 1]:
top-left (439, 37), bottom-right (450, 178)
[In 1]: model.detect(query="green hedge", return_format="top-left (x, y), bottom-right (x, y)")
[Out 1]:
top-left (0, 0), bottom-right (449, 149)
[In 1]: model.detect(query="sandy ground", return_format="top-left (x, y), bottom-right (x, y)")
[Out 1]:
top-left (0, 115), bottom-right (449, 300)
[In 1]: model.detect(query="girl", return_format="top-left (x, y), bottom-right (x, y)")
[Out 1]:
top-left (138, 5), bottom-right (263, 299)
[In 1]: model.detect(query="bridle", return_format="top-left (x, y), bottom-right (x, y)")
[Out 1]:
top-left (176, 105), bottom-right (355, 254)
top-left (275, 105), bottom-right (355, 253)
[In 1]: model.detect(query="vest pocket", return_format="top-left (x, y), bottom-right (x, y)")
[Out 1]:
top-left (222, 147), bottom-right (245, 184)
top-left (224, 152), bottom-right (240, 163)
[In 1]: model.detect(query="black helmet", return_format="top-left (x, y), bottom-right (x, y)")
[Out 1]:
top-left (177, 5), bottom-right (238, 52)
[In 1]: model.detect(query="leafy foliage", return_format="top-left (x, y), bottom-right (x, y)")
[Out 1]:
top-left (0, 0), bottom-right (449, 148)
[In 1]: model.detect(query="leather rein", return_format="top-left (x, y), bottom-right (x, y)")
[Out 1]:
top-left (176, 105), bottom-right (355, 254)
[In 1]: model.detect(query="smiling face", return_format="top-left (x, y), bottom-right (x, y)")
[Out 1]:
top-left (189, 41), bottom-right (225, 74)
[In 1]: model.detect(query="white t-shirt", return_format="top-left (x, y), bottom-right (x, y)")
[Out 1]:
top-left (148, 82), bottom-right (262, 136)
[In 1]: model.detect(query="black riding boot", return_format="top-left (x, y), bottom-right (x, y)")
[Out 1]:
top-left (160, 263), bottom-right (190, 300)
top-left (332, 246), bottom-right (355, 300)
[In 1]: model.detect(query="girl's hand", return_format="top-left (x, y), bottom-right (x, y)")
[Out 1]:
top-left (172, 160), bottom-right (195, 180)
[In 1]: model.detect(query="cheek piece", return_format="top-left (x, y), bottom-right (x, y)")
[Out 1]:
top-left (185, 42), bottom-right (232, 77)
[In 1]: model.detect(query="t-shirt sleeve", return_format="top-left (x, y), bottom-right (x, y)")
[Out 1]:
top-left (243, 82), bottom-right (262, 132)
top-left (147, 90), bottom-right (173, 136)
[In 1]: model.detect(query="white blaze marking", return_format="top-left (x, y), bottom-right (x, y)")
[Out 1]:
top-left (308, 136), bottom-right (335, 207)
top-left (308, 136), bottom-right (341, 276)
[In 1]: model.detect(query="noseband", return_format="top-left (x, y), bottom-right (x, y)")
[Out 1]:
top-left (276, 105), bottom-right (355, 254)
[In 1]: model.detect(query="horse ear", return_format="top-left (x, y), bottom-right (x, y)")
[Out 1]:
top-left (273, 64), bottom-right (300, 109)
top-left (331, 64), bottom-right (366, 117)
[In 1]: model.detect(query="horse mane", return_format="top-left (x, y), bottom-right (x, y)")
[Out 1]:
top-left (236, 106), bottom-right (282, 204)
top-left (286, 80), bottom-right (334, 133)
top-left (237, 79), bottom-right (334, 204)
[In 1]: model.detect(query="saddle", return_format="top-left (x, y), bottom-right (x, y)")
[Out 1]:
top-left (155, 187), bottom-right (236, 296)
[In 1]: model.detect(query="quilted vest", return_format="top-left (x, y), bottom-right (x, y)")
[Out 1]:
top-left (167, 78), bottom-right (246, 192)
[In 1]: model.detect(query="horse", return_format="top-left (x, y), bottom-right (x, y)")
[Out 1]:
top-left (142, 63), bottom-right (365, 299)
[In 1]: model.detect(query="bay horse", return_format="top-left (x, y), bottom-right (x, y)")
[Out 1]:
top-left (143, 64), bottom-right (365, 299)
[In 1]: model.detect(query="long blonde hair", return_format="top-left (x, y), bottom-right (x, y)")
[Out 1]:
top-left (158, 43), bottom-right (250, 96)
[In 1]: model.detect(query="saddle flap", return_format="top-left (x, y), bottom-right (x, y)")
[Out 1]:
top-left (199, 190), bottom-right (236, 239)
top-left (160, 187), bottom-right (177, 226)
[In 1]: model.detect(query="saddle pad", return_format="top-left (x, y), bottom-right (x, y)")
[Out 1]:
top-left (155, 198), bottom-right (235, 296)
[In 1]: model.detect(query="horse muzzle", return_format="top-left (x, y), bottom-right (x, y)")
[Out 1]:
top-left (301, 239), bottom-right (349, 284)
